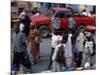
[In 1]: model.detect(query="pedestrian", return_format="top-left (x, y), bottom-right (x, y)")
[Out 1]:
top-left (28, 23), bottom-right (41, 64)
top-left (52, 38), bottom-right (64, 72)
top-left (33, 11), bottom-right (41, 16)
top-left (19, 9), bottom-right (26, 20)
top-left (11, 24), bottom-right (18, 51)
top-left (31, 7), bottom-right (41, 16)
top-left (63, 32), bottom-right (74, 71)
top-left (84, 31), bottom-right (96, 66)
top-left (71, 33), bottom-right (79, 67)
top-left (81, 9), bottom-right (88, 16)
top-left (76, 30), bottom-right (85, 67)
top-left (19, 9), bottom-right (30, 36)
top-left (47, 30), bottom-right (62, 70)
top-left (11, 24), bottom-right (18, 65)
top-left (68, 15), bottom-right (76, 34)
top-left (82, 36), bottom-right (95, 67)
top-left (13, 23), bottom-right (27, 70)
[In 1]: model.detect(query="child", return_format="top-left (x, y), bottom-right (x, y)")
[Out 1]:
top-left (82, 36), bottom-right (94, 67)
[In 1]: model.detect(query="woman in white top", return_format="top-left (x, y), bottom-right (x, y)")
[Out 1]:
top-left (63, 33), bottom-right (73, 67)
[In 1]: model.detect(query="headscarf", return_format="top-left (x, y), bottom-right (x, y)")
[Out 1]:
top-left (85, 31), bottom-right (91, 37)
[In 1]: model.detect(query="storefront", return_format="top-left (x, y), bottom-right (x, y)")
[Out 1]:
top-left (11, 1), bottom-right (32, 14)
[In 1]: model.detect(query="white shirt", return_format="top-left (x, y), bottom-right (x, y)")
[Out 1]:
top-left (51, 33), bottom-right (62, 48)
top-left (19, 23), bottom-right (25, 32)
top-left (64, 34), bottom-right (73, 57)
top-left (84, 41), bottom-right (93, 54)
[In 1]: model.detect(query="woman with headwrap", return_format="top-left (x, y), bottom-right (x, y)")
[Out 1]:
top-left (28, 23), bottom-right (40, 64)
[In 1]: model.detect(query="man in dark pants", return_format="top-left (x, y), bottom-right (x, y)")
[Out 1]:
top-left (77, 52), bottom-right (83, 67)
top-left (13, 24), bottom-right (27, 70)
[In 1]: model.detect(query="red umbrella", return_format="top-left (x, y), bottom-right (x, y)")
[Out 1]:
top-left (85, 25), bottom-right (96, 32)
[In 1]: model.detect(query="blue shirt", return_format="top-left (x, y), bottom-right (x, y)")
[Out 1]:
top-left (15, 31), bottom-right (26, 53)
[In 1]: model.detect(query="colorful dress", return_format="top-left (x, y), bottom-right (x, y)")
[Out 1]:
top-left (28, 28), bottom-right (40, 64)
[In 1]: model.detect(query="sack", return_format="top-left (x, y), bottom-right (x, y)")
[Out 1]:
top-left (52, 19), bottom-right (60, 29)
top-left (56, 45), bottom-right (65, 63)
top-left (69, 18), bottom-right (76, 29)
top-left (23, 53), bottom-right (31, 69)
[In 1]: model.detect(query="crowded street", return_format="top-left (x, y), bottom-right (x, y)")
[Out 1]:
top-left (11, 1), bottom-right (96, 74)
top-left (11, 30), bottom-right (96, 73)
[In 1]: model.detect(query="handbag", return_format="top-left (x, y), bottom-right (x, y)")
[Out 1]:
top-left (56, 45), bottom-right (65, 63)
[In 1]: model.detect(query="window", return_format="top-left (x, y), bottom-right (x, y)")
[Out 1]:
top-left (55, 11), bottom-right (73, 18)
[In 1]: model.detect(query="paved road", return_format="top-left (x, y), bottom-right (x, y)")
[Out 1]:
top-left (31, 38), bottom-right (51, 73)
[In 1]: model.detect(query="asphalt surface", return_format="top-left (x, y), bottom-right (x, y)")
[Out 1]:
top-left (31, 38), bottom-right (51, 73)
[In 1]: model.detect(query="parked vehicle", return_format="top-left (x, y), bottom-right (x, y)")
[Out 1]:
top-left (29, 7), bottom-right (95, 38)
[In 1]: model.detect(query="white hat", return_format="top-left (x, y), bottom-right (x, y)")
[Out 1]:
top-left (85, 31), bottom-right (91, 37)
